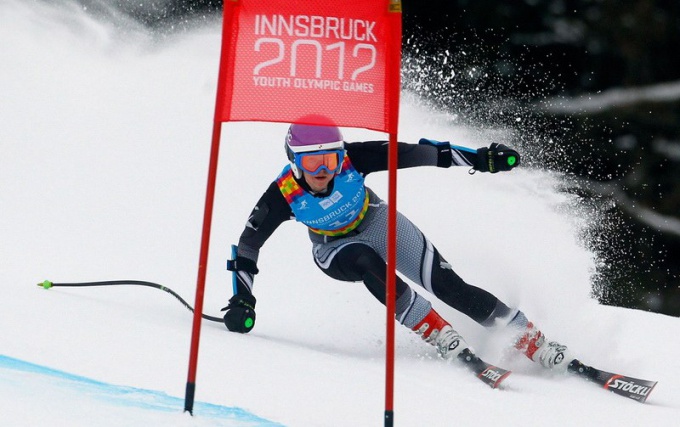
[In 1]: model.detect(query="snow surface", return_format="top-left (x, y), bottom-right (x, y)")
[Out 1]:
top-left (1, 1), bottom-right (679, 426)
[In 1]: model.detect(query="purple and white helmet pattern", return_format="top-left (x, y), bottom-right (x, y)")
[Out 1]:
top-left (285, 115), bottom-right (345, 177)
top-left (285, 114), bottom-right (344, 154)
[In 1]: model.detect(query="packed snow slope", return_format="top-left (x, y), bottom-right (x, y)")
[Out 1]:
top-left (1, 1), bottom-right (679, 426)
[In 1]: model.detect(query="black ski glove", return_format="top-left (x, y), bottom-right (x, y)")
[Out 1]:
top-left (221, 293), bottom-right (256, 333)
top-left (475, 143), bottom-right (520, 173)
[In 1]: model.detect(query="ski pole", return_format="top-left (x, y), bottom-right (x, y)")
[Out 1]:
top-left (38, 279), bottom-right (223, 323)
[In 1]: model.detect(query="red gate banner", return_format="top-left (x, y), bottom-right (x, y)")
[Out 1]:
top-left (215, 0), bottom-right (401, 133)
top-left (186, 0), bottom-right (402, 421)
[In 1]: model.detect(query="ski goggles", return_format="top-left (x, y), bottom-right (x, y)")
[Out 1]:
top-left (293, 149), bottom-right (344, 176)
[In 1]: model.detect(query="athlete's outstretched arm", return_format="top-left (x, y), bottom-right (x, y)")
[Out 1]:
top-left (230, 181), bottom-right (293, 295)
top-left (419, 138), bottom-right (521, 173)
top-left (222, 181), bottom-right (293, 333)
top-left (345, 139), bottom-right (520, 174)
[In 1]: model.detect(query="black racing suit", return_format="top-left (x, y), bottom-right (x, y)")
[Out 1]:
top-left (230, 140), bottom-right (519, 330)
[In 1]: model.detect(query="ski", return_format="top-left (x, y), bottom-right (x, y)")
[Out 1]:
top-left (568, 359), bottom-right (658, 403)
top-left (457, 348), bottom-right (511, 389)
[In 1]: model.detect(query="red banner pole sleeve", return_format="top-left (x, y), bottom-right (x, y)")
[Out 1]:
top-left (184, 120), bottom-right (223, 415)
top-left (184, 0), bottom-right (239, 415)
top-left (384, 131), bottom-right (398, 427)
top-left (385, 3), bottom-right (401, 426)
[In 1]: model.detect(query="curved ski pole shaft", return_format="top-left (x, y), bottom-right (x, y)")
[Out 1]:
top-left (38, 279), bottom-right (222, 323)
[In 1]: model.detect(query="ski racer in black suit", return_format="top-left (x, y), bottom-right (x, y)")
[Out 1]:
top-left (222, 114), bottom-right (570, 371)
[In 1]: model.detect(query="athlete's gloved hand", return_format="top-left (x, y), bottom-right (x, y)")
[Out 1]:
top-left (221, 293), bottom-right (256, 333)
top-left (475, 143), bottom-right (520, 173)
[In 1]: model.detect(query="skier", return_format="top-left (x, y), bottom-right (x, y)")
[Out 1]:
top-left (222, 114), bottom-right (571, 372)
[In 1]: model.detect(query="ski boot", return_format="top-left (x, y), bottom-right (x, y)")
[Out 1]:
top-left (414, 308), bottom-right (513, 388)
top-left (515, 321), bottom-right (572, 372)
top-left (413, 308), bottom-right (469, 360)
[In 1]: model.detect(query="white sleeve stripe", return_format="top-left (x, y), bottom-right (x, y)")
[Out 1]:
top-left (451, 149), bottom-right (472, 166)
top-left (237, 271), bottom-right (254, 293)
